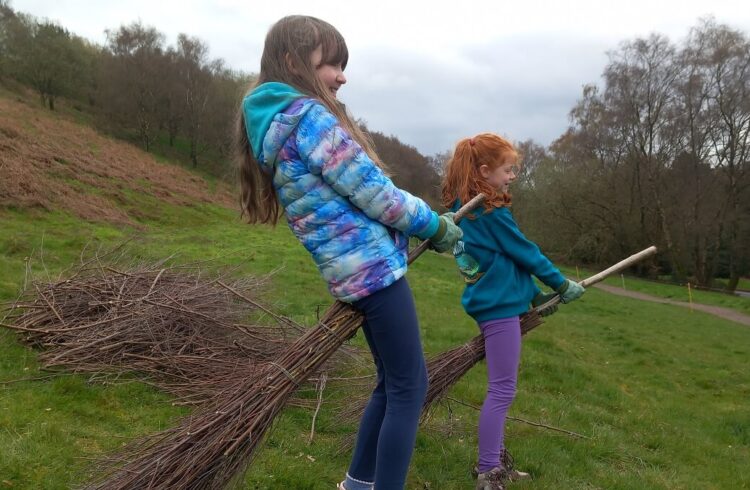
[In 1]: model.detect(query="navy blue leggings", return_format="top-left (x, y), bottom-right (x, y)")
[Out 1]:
top-left (347, 277), bottom-right (428, 490)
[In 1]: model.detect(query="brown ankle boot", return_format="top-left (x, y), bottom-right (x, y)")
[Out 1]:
top-left (475, 467), bottom-right (508, 490)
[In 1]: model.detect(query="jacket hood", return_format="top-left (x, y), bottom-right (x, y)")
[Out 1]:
top-left (243, 82), bottom-right (303, 162)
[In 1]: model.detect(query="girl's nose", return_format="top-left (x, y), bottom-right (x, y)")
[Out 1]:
top-left (337, 71), bottom-right (347, 84)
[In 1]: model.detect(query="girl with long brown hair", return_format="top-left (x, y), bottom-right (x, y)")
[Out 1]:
top-left (237, 15), bottom-right (462, 490)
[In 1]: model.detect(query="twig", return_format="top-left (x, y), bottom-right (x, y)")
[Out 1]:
top-left (445, 397), bottom-right (589, 439)
top-left (35, 284), bottom-right (66, 326)
top-left (145, 268), bottom-right (166, 297)
top-left (217, 280), bottom-right (304, 333)
top-left (308, 372), bottom-right (327, 445)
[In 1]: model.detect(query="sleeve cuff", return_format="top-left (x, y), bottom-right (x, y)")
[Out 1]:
top-left (415, 212), bottom-right (439, 240)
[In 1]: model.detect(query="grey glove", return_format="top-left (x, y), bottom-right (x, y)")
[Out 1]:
top-left (557, 279), bottom-right (585, 304)
top-left (429, 212), bottom-right (463, 253)
top-left (531, 291), bottom-right (558, 317)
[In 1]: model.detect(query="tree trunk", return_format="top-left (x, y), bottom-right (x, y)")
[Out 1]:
top-left (726, 273), bottom-right (740, 292)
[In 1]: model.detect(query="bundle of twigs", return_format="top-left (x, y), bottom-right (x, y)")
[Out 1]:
top-left (0, 257), bottom-right (357, 406)
top-left (84, 195), bottom-right (488, 489)
top-left (85, 301), bottom-right (363, 489)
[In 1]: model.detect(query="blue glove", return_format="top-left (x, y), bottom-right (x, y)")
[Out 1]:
top-left (531, 291), bottom-right (558, 317)
top-left (429, 212), bottom-right (463, 253)
top-left (557, 279), bottom-right (585, 304)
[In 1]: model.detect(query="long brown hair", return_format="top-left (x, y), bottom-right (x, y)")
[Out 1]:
top-left (236, 15), bottom-right (383, 224)
top-left (441, 133), bottom-right (518, 213)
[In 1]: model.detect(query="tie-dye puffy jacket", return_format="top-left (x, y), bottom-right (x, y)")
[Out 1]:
top-left (244, 84), bottom-right (438, 302)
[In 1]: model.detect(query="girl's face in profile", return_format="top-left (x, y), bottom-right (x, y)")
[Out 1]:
top-left (480, 154), bottom-right (519, 193)
top-left (310, 45), bottom-right (347, 99)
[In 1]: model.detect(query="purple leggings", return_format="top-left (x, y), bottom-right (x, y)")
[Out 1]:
top-left (477, 316), bottom-right (521, 473)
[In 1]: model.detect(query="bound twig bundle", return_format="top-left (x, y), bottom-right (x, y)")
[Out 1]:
top-left (86, 301), bottom-right (364, 489)
top-left (0, 257), bottom-right (358, 406)
top-left (85, 194), bottom-right (487, 489)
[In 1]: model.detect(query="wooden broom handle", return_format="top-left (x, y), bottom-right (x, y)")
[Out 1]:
top-left (535, 245), bottom-right (658, 312)
top-left (407, 193), bottom-right (486, 265)
top-left (579, 246), bottom-right (657, 288)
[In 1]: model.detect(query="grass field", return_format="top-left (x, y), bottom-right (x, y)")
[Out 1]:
top-left (1, 201), bottom-right (749, 490)
top-left (2, 88), bottom-right (749, 489)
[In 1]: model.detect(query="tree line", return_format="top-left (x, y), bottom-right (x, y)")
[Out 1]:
top-left (512, 18), bottom-right (749, 290)
top-left (0, 1), bottom-right (252, 173)
top-left (1, 3), bottom-right (747, 289)
top-left (0, 1), bottom-right (439, 201)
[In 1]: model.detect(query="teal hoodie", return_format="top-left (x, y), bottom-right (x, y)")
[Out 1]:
top-left (452, 203), bottom-right (566, 322)
top-left (242, 82), bottom-right (302, 160)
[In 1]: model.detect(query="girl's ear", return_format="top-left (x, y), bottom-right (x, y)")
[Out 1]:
top-left (479, 164), bottom-right (491, 179)
top-left (285, 53), bottom-right (299, 75)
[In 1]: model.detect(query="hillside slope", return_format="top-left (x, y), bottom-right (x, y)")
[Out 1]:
top-left (0, 93), bottom-right (234, 225)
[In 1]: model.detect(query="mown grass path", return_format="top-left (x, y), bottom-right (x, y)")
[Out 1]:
top-left (595, 284), bottom-right (750, 327)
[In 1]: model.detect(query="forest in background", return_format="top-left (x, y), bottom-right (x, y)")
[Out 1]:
top-left (0, 1), bottom-right (747, 289)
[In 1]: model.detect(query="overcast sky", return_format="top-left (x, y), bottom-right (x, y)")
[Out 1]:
top-left (11, 0), bottom-right (750, 155)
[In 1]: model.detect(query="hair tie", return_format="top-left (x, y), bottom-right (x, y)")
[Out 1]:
top-left (469, 138), bottom-right (475, 147)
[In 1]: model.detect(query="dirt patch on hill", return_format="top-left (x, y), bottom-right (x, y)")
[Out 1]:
top-left (0, 95), bottom-right (236, 226)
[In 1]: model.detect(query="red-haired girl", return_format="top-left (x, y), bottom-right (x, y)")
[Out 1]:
top-left (441, 133), bottom-right (585, 490)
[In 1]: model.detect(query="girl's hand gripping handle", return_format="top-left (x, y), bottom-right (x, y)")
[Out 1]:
top-left (407, 194), bottom-right (486, 265)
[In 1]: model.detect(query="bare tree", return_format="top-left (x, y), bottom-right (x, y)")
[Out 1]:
top-left (695, 19), bottom-right (750, 290)
top-left (668, 19), bottom-right (726, 286)
top-left (205, 67), bottom-right (251, 172)
top-left (603, 34), bottom-right (685, 274)
top-left (2, 14), bottom-right (83, 110)
top-left (158, 48), bottom-right (183, 148)
top-left (175, 34), bottom-right (217, 167)
top-left (0, 0), bottom-right (16, 74)
top-left (427, 150), bottom-right (451, 177)
top-left (540, 22), bottom-right (749, 286)
top-left (368, 129), bottom-right (442, 208)
top-left (100, 22), bottom-right (166, 151)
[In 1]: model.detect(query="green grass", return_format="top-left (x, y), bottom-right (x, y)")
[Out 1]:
top-left (714, 276), bottom-right (750, 292)
top-left (2, 201), bottom-right (749, 489)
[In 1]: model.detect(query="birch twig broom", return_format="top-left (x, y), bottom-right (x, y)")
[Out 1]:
top-left (87, 195), bottom-right (487, 490)
top-left (420, 246), bottom-right (658, 417)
